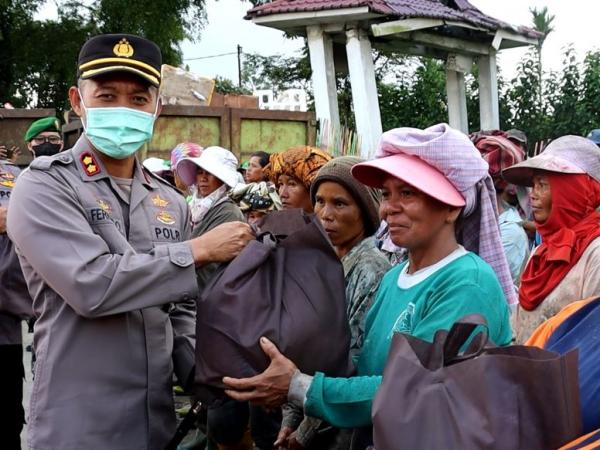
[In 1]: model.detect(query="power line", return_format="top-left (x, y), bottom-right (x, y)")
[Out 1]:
top-left (183, 51), bottom-right (238, 61)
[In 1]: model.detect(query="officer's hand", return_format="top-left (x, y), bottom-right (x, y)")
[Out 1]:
top-left (190, 221), bottom-right (254, 266)
top-left (0, 207), bottom-right (7, 234)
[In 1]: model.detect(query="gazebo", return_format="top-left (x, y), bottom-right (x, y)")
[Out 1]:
top-left (246, 0), bottom-right (541, 156)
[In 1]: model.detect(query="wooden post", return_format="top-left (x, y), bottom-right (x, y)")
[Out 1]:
top-left (345, 27), bottom-right (382, 158)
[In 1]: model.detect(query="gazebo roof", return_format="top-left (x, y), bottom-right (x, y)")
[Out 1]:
top-left (246, 0), bottom-right (540, 40)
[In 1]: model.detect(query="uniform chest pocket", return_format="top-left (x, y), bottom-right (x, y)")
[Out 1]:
top-left (147, 205), bottom-right (184, 244)
top-left (85, 206), bottom-right (131, 253)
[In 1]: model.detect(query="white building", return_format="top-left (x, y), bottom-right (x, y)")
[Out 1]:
top-left (254, 88), bottom-right (308, 112)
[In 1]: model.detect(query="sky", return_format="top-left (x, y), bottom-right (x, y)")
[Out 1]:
top-left (36, 0), bottom-right (600, 83)
top-left (180, 0), bottom-right (600, 83)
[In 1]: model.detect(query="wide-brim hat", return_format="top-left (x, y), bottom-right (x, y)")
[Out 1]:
top-left (176, 146), bottom-right (239, 188)
top-left (352, 153), bottom-right (465, 207)
top-left (77, 34), bottom-right (162, 87)
top-left (503, 135), bottom-right (600, 186)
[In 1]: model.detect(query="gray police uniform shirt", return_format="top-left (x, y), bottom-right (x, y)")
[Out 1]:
top-left (0, 160), bottom-right (32, 345)
top-left (7, 136), bottom-right (199, 450)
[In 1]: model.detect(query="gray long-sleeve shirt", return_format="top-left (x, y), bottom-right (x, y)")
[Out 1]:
top-left (7, 137), bottom-right (199, 450)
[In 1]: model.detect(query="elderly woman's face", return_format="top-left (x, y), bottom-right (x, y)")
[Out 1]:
top-left (314, 181), bottom-right (365, 256)
top-left (380, 176), bottom-right (458, 250)
top-left (278, 174), bottom-right (313, 213)
top-left (196, 168), bottom-right (224, 197)
top-left (531, 172), bottom-right (552, 223)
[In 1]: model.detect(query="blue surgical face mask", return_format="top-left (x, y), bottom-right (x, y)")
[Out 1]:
top-left (79, 90), bottom-right (158, 159)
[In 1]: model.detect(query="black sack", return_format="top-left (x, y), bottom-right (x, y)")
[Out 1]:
top-left (194, 209), bottom-right (353, 397)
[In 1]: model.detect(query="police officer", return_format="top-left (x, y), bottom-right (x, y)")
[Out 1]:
top-left (24, 116), bottom-right (64, 158)
top-left (0, 149), bottom-right (32, 450)
top-left (7, 34), bottom-right (253, 450)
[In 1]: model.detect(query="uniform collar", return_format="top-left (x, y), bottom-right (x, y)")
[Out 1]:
top-left (71, 135), bottom-right (157, 189)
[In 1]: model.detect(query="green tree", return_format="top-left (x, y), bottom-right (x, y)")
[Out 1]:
top-left (214, 75), bottom-right (251, 95)
top-left (0, 0), bottom-right (44, 106)
top-left (580, 50), bottom-right (600, 133)
top-left (92, 0), bottom-right (207, 65)
top-left (546, 46), bottom-right (584, 138)
top-left (505, 49), bottom-right (546, 152)
top-left (1, 0), bottom-right (208, 111)
top-left (241, 49), bottom-right (311, 94)
top-left (530, 6), bottom-right (555, 107)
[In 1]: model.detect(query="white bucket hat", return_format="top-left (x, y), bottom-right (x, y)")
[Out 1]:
top-left (176, 146), bottom-right (239, 188)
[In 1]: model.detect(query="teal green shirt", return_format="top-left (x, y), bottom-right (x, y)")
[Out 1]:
top-left (305, 252), bottom-right (512, 428)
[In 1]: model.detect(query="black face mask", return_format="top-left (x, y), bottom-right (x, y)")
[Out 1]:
top-left (32, 143), bottom-right (61, 157)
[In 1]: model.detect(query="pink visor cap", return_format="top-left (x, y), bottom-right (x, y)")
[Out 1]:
top-left (351, 124), bottom-right (492, 208)
top-left (351, 153), bottom-right (465, 207)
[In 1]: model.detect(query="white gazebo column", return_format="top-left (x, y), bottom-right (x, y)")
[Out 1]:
top-left (307, 25), bottom-right (339, 129)
top-left (478, 50), bottom-right (499, 130)
top-left (445, 54), bottom-right (469, 134)
top-left (345, 27), bottom-right (382, 158)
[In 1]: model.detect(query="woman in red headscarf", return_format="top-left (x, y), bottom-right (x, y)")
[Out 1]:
top-left (503, 135), bottom-right (600, 343)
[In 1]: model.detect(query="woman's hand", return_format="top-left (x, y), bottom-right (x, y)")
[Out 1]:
top-left (286, 431), bottom-right (304, 450)
top-left (274, 426), bottom-right (294, 449)
top-left (223, 337), bottom-right (298, 409)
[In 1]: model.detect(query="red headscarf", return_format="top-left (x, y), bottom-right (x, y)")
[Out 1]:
top-left (519, 174), bottom-right (600, 310)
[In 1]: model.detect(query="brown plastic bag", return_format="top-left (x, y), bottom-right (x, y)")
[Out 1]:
top-left (372, 315), bottom-right (581, 450)
top-left (194, 209), bottom-right (353, 399)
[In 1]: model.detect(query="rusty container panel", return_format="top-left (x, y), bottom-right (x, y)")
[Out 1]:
top-left (144, 116), bottom-right (221, 160)
top-left (239, 119), bottom-right (307, 162)
top-left (0, 109), bottom-right (57, 166)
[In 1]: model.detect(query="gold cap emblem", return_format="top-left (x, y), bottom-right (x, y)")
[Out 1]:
top-left (113, 38), bottom-right (134, 58)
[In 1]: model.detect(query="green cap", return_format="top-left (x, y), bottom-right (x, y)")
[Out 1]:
top-left (239, 161), bottom-right (250, 170)
top-left (25, 117), bottom-right (61, 142)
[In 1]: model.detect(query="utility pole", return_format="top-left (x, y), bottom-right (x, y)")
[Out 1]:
top-left (237, 45), bottom-right (243, 88)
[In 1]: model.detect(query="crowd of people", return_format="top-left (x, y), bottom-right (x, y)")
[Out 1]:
top-left (1, 33), bottom-right (600, 450)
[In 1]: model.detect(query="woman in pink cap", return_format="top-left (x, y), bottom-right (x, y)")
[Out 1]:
top-left (222, 124), bottom-right (512, 447)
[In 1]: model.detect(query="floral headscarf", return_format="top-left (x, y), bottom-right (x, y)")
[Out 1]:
top-left (264, 146), bottom-right (332, 190)
top-left (171, 142), bottom-right (203, 170)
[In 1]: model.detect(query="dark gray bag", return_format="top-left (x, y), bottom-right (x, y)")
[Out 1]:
top-left (372, 315), bottom-right (582, 450)
top-left (194, 209), bottom-right (353, 398)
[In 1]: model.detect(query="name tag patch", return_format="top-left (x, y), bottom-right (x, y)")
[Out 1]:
top-left (86, 207), bottom-right (123, 232)
top-left (154, 226), bottom-right (181, 241)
